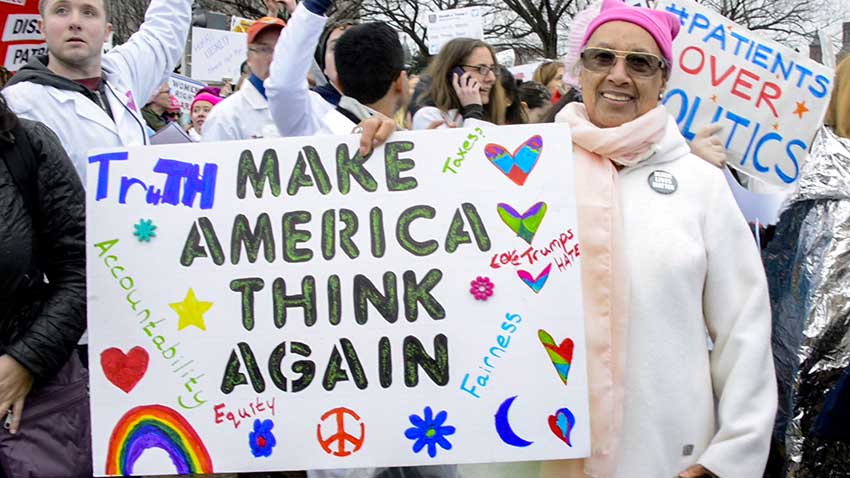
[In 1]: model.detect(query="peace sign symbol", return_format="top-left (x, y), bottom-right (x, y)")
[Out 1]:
top-left (316, 407), bottom-right (366, 457)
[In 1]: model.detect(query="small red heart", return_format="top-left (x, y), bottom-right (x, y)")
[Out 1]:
top-left (100, 346), bottom-right (149, 394)
top-left (548, 414), bottom-right (569, 445)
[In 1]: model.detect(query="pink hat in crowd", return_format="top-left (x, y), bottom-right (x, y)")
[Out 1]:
top-left (191, 93), bottom-right (223, 111)
top-left (581, 0), bottom-right (681, 66)
top-left (563, 1), bottom-right (602, 88)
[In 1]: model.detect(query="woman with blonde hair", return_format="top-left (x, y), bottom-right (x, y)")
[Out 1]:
top-left (412, 38), bottom-right (507, 129)
top-left (533, 60), bottom-right (566, 99)
top-left (826, 55), bottom-right (850, 139)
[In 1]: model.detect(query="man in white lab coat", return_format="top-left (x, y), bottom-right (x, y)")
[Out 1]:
top-left (3, 0), bottom-right (193, 183)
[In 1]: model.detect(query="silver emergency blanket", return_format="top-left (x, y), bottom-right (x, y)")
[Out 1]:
top-left (764, 126), bottom-right (850, 477)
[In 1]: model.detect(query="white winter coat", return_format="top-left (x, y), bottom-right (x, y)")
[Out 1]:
top-left (2, 0), bottom-right (192, 182)
top-left (201, 80), bottom-right (281, 142)
top-left (265, 5), bottom-right (356, 137)
top-left (615, 117), bottom-right (777, 477)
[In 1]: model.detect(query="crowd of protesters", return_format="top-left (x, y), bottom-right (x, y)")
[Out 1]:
top-left (0, 0), bottom-right (848, 477)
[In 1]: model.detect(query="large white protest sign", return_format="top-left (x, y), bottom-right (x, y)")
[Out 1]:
top-left (87, 124), bottom-right (590, 475)
top-left (169, 73), bottom-right (207, 115)
top-left (426, 7), bottom-right (484, 55)
top-left (191, 27), bottom-right (247, 82)
top-left (658, 0), bottom-right (834, 187)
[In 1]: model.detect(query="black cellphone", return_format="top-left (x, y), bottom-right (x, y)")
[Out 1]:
top-left (449, 66), bottom-right (466, 82)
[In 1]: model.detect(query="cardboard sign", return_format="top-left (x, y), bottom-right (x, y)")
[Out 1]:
top-left (0, 0), bottom-right (44, 72)
top-left (169, 73), bottom-right (207, 115)
top-left (87, 124), bottom-right (590, 475)
top-left (426, 7), bottom-right (484, 55)
top-left (658, 0), bottom-right (834, 187)
top-left (191, 27), bottom-right (247, 82)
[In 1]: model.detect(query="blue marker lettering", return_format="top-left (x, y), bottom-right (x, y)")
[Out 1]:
top-left (753, 132), bottom-right (782, 173)
top-left (88, 151), bottom-right (129, 201)
top-left (459, 374), bottom-right (480, 398)
top-left (777, 140), bottom-right (805, 184)
top-left (751, 44), bottom-right (773, 70)
top-left (688, 12), bottom-right (710, 35)
top-left (809, 74), bottom-right (831, 99)
top-left (119, 177), bottom-right (148, 204)
top-left (729, 30), bottom-right (750, 57)
top-left (724, 111), bottom-right (751, 150)
top-left (794, 64), bottom-right (813, 89)
top-left (703, 25), bottom-right (727, 51)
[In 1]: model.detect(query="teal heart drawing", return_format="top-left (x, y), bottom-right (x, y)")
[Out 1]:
top-left (497, 202), bottom-right (547, 244)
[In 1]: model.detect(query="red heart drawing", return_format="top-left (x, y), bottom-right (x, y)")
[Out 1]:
top-left (100, 346), bottom-right (149, 393)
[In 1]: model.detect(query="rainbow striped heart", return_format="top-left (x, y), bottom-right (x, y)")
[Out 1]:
top-left (538, 329), bottom-right (573, 385)
top-left (484, 135), bottom-right (543, 186)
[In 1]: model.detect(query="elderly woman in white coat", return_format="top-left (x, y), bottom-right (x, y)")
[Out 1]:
top-left (455, 2), bottom-right (776, 478)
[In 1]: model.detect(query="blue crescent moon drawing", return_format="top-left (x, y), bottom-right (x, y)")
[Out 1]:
top-left (494, 395), bottom-right (534, 447)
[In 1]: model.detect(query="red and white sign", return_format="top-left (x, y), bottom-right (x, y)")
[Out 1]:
top-left (0, 0), bottom-right (44, 72)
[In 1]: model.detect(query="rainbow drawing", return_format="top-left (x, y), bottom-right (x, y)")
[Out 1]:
top-left (105, 404), bottom-right (213, 476)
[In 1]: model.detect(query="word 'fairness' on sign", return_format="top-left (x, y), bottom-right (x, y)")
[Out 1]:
top-left (461, 313), bottom-right (522, 398)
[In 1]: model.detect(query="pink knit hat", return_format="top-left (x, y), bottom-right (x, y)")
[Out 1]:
top-left (191, 92), bottom-right (222, 111)
top-left (581, 0), bottom-right (680, 66)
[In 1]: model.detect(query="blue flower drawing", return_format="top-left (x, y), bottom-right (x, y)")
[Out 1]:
top-left (249, 419), bottom-right (277, 458)
top-left (404, 406), bottom-right (456, 458)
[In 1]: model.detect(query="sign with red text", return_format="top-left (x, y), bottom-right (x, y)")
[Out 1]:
top-left (0, 0), bottom-right (45, 72)
top-left (86, 125), bottom-right (590, 475)
top-left (658, 0), bottom-right (834, 187)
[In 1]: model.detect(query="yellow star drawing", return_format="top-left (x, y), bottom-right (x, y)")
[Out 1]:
top-left (170, 289), bottom-right (213, 331)
top-left (792, 101), bottom-right (809, 120)
top-left (710, 95), bottom-right (718, 103)
top-left (773, 123), bottom-right (780, 131)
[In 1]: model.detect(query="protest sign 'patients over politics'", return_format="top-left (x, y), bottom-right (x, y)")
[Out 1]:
top-left (658, 0), bottom-right (834, 187)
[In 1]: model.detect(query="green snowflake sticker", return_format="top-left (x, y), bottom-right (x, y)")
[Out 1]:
top-left (133, 219), bottom-right (157, 242)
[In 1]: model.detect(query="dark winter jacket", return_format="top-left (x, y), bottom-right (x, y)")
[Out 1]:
top-left (0, 118), bottom-right (86, 382)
